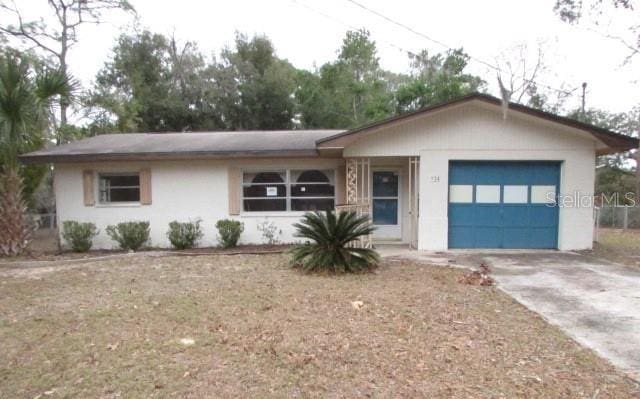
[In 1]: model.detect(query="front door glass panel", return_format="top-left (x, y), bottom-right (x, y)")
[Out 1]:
top-left (372, 171), bottom-right (399, 225)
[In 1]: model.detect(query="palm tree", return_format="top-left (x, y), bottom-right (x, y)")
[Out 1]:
top-left (290, 211), bottom-right (380, 273)
top-left (0, 53), bottom-right (74, 256)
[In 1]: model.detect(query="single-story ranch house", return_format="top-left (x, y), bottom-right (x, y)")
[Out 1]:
top-left (21, 93), bottom-right (639, 251)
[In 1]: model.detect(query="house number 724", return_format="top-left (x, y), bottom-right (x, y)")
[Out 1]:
top-left (430, 176), bottom-right (440, 183)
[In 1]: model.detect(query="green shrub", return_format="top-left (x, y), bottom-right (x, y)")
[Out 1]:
top-left (215, 219), bottom-right (243, 248)
top-left (167, 219), bottom-right (203, 250)
top-left (106, 221), bottom-right (150, 251)
top-left (61, 221), bottom-right (98, 252)
top-left (290, 211), bottom-right (379, 273)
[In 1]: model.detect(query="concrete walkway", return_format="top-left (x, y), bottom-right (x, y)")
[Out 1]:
top-left (389, 248), bottom-right (640, 381)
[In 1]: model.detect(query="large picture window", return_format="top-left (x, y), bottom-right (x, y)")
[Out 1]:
top-left (99, 173), bottom-right (140, 203)
top-left (242, 171), bottom-right (287, 212)
top-left (242, 169), bottom-right (335, 212)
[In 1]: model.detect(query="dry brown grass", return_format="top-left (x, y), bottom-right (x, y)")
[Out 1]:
top-left (590, 228), bottom-right (640, 268)
top-left (0, 254), bottom-right (638, 398)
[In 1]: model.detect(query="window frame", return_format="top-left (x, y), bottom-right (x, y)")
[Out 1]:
top-left (97, 172), bottom-right (141, 205)
top-left (241, 168), bottom-right (336, 214)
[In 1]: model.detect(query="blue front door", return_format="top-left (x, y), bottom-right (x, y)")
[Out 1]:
top-left (448, 161), bottom-right (560, 249)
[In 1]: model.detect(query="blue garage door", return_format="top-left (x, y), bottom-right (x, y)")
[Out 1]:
top-left (448, 161), bottom-right (560, 249)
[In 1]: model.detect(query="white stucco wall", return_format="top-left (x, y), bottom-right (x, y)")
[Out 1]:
top-left (344, 103), bottom-right (598, 251)
top-left (54, 102), bottom-right (601, 251)
top-left (55, 158), bottom-right (343, 249)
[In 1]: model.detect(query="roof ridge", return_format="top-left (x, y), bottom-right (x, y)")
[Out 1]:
top-left (92, 129), bottom-right (347, 136)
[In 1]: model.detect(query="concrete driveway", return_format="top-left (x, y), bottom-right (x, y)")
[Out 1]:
top-left (386, 247), bottom-right (640, 380)
top-left (469, 251), bottom-right (640, 381)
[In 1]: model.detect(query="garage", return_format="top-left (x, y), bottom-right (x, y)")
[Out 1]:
top-left (448, 161), bottom-right (560, 249)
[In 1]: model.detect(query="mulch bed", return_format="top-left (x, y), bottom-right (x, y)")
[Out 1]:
top-left (0, 244), bottom-right (292, 267)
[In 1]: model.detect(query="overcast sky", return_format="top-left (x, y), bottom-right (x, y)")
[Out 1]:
top-left (6, 0), bottom-right (640, 114)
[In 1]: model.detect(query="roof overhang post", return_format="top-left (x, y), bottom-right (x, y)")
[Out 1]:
top-left (409, 156), bottom-right (420, 249)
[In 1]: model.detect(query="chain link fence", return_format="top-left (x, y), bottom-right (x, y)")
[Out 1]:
top-left (29, 213), bottom-right (57, 230)
top-left (597, 206), bottom-right (640, 229)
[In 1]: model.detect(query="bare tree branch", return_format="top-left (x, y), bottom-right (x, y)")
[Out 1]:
top-left (0, 1), bottom-right (61, 57)
top-left (602, 30), bottom-right (640, 64)
top-left (0, 0), bottom-right (135, 142)
top-left (555, 0), bottom-right (639, 62)
top-left (495, 42), bottom-right (549, 106)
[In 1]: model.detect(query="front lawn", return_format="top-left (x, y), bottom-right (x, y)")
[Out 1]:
top-left (0, 254), bottom-right (637, 398)
top-left (592, 228), bottom-right (640, 267)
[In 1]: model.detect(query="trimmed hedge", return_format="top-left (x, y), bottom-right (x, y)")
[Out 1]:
top-left (61, 221), bottom-right (98, 252)
top-left (215, 219), bottom-right (243, 248)
top-left (106, 221), bottom-right (150, 251)
top-left (167, 220), bottom-right (203, 250)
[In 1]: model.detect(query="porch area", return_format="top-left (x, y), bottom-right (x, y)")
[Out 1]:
top-left (336, 157), bottom-right (420, 249)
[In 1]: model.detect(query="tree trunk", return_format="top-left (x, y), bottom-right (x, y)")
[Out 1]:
top-left (0, 168), bottom-right (35, 256)
top-left (59, 71), bottom-right (68, 145)
top-left (57, 5), bottom-right (69, 145)
top-left (635, 150), bottom-right (640, 204)
top-left (58, 53), bottom-right (68, 144)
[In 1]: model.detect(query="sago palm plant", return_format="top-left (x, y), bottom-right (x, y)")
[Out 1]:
top-left (290, 210), bottom-right (380, 273)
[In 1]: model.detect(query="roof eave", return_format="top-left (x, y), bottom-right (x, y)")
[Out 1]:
top-left (19, 149), bottom-right (322, 164)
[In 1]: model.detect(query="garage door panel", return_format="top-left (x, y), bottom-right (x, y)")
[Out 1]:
top-left (501, 163), bottom-right (531, 184)
top-left (473, 205), bottom-right (502, 226)
top-left (532, 164), bottom-right (561, 184)
top-left (472, 164), bottom-right (504, 185)
top-left (449, 227), bottom-right (474, 248)
top-left (530, 207), bottom-right (557, 227)
top-left (448, 161), bottom-right (559, 249)
top-left (502, 207), bottom-right (531, 227)
top-left (474, 227), bottom-right (502, 247)
top-left (501, 228), bottom-right (531, 248)
top-left (449, 164), bottom-right (475, 183)
top-left (449, 205), bottom-right (474, 225)
top-left (527, 228), bottom-right (557, 248)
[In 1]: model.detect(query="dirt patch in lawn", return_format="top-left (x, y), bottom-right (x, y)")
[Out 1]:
top-left (0, 255), bottom-right (638, 398)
